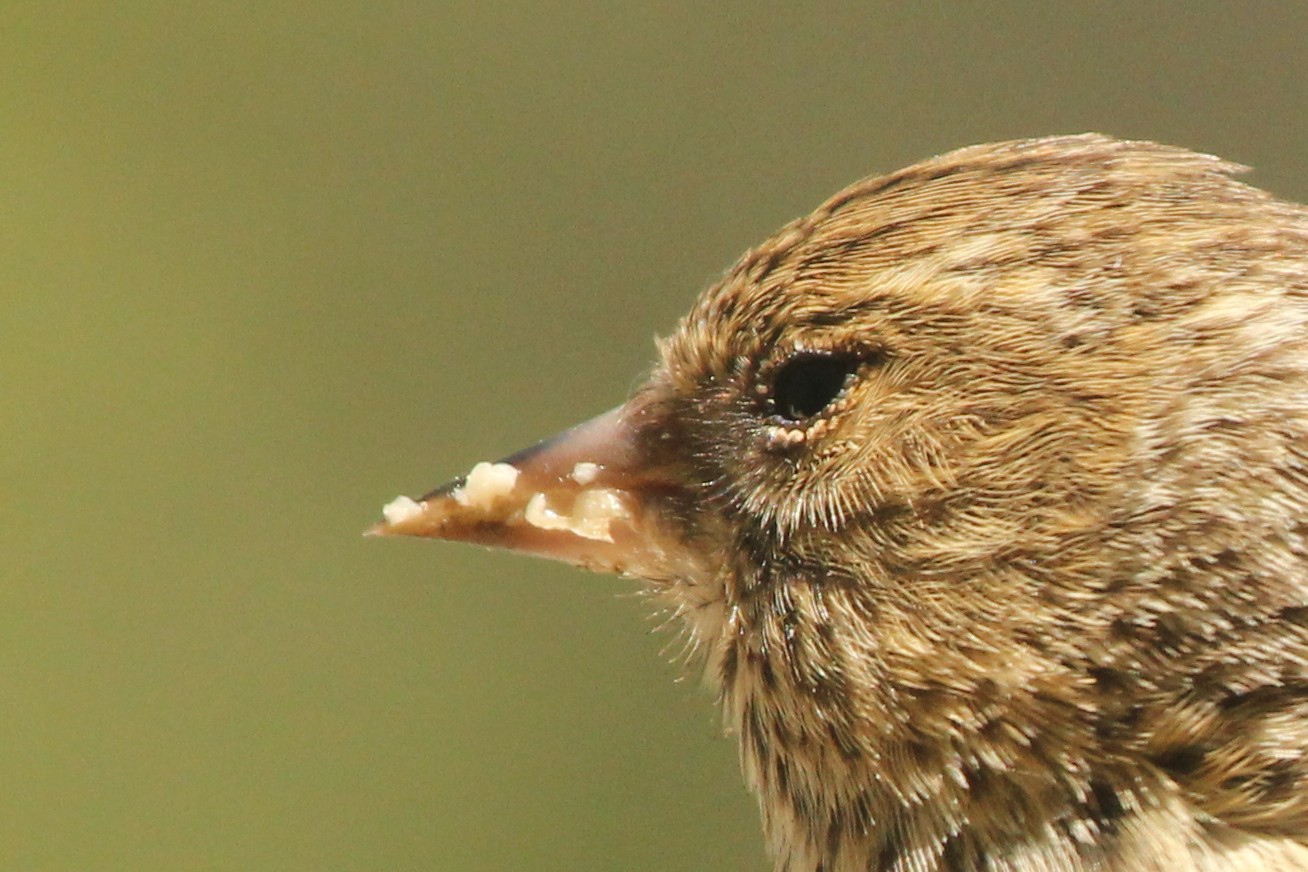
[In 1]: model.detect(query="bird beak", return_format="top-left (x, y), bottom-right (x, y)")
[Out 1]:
top-left (368, 404), bottom-right (688, 579)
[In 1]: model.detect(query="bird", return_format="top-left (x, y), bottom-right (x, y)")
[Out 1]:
top-left (371, 134), bottom-right (1308, 871)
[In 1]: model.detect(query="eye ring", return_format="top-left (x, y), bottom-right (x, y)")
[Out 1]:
top-left (765, 350), bottom-right (866, 424)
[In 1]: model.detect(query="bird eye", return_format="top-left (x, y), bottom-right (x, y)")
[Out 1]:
top-left (768, 352), bottom-right (862, 423)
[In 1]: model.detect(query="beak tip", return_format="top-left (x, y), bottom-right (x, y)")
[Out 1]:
top-left (367, 494), bottom-right (433, 539)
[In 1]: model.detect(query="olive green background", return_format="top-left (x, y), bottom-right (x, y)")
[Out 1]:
top-left (3, 3), bottom-right (1306, 870)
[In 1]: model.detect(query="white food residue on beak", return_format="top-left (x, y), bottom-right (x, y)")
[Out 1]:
top-left (451, 461), bottom-right (520, 509)
top-left (570, 461), bottom-right (600, 486)
top-left (524, 487), bottom-right (631, 542)
top-left (381, 495), bottom-right (425, 525)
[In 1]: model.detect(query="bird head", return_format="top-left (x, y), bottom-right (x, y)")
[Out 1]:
top-left (373, 134), bottom-right (1295, 661)
top-left (371, 134), bottom-right (1308, 868)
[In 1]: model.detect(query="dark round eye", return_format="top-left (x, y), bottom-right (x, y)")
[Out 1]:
top-left (769, 352), bottom-right (861, 423)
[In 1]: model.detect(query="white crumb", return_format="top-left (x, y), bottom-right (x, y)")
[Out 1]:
top-left (524, 492), bottom-right (572, 532)
top-left (381, 495), bottom-right (424, 525)
top-left (570, 461), bottom-right (600, 486)
top-left (452, 461), bottom-right (520, 509)
top-left (523, 487), bottom-right (630, 542)
top-left (571, 488), bottom-right (630, 539)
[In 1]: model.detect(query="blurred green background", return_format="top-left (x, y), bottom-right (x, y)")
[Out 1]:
top-left (2, 3), bottom-right (1306, 870)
